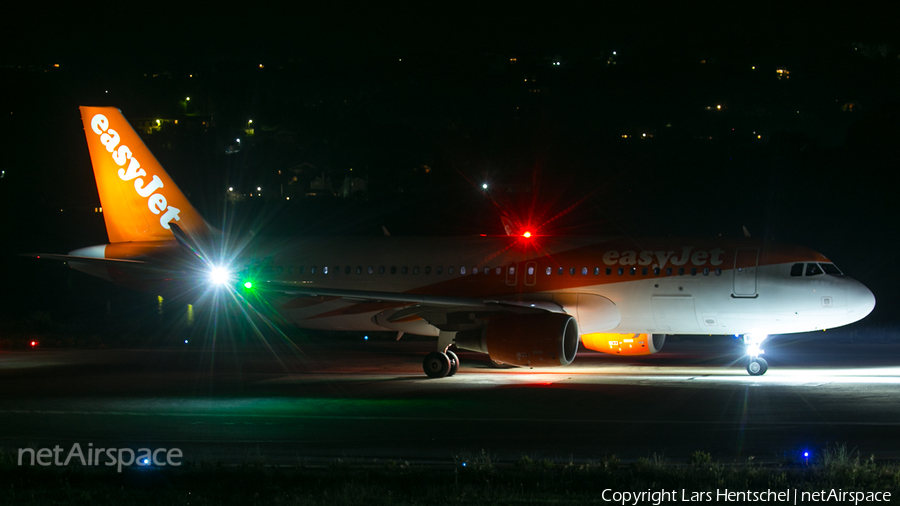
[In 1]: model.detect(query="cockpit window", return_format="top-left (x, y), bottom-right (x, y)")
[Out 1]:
top-left (820, 263), bottom-right (843, 275)
top-left (805, 263), bottom-right (823, 276)
top-left (790, 263), bottom-right (804, 277)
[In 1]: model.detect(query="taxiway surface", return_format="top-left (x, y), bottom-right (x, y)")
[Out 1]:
top-left (2, 335), bottom-right (899, 464)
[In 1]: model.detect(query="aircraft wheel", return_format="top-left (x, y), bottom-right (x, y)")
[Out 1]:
top-left (747, 357), bottom-right (768, 376)
top-left (446, 351), bottom-right (459, 377)
top-left (423, 352), bottom-right (451, 378)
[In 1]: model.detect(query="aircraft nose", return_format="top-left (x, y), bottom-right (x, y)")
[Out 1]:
top-left (846, 279), bottom-right (876, 321)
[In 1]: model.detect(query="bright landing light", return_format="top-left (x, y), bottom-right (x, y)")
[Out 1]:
top-left (209, 266), bottom-right (232, 285)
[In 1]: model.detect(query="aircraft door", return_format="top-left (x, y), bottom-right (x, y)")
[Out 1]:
top-left (505, 262), bottom-right (518, 286)
top-left (524, 262), bottom-right (537, 286)
top-left (732, 248), bottom-right (759, 297)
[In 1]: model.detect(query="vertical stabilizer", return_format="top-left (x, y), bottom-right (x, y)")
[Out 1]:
top-left (79, 106), bottom-right (210, 243)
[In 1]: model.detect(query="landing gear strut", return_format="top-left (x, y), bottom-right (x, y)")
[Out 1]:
top-left (742, 333), bottom-right (769, 376)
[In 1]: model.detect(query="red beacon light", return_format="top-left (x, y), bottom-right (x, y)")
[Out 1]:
top-left (522, 231), bottom-right (532, 238)
top-left (30, 341), bottom-right (38, 348)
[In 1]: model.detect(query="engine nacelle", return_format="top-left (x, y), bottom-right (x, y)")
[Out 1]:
top-left (455, 313), bottom-right (579, 367)
top-left (581, 333), bottom-right (666, 355)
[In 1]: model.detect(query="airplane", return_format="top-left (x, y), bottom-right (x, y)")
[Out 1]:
top-left (30, 106), bottom-right (876, 378)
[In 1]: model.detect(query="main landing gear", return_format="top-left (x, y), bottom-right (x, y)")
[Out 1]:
top-left (423, 330), bottom-right (459, 378)
top-left (742, 333), bottom-right (769, 376)
top-left (423, 350), bottom-right (459, 378)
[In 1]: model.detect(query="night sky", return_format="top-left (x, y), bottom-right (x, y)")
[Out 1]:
top-left (2, 4), bottom-right (898, 332)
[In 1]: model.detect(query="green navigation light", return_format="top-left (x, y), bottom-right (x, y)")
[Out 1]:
top-left (244, 281), bottom-right (253, 289)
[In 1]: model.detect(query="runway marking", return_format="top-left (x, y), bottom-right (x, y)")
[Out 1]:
top-left (1, 409), bottom-right (898, 427)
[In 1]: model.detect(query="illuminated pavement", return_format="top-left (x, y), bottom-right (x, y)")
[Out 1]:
top-left (2, 335), bottom-right (900, 464)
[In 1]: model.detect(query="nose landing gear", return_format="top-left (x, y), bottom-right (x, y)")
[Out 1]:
top-left (742, 333), bottom-right (769, 376)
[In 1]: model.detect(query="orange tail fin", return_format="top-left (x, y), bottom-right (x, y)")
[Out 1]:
top-left (79, 106), bottom-right (210, 243)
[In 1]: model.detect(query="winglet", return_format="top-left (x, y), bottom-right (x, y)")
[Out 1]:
top-left (742, 226), bottom-right (751, 238)
top-left (501, 216), bottom-right (514, 236)
top-left (79, 106), bottom-right (210, 243)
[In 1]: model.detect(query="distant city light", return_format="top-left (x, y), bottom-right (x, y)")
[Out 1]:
top-left (482, 183), bottom-right (488, 189)
top-left (236, 138), bottom-right (241, 143)
top-left (184, 340), bottom-right (188, 344)
top-left (259, 64), bottom-right (264, 68)
top-left (716, 105), bottom-right (722, 110)
top-left (751, 66), bottom-right (756, 70)
top-left (612, 51), bottom-right (617, 55)
top-left (228, 187), bottom-right (233, 191)
top-left (248, 119), bottom-right (253, 124)
top-left (257, 187), bottom-right (261, 191)
top-left (286, 197), bottom-right (290, 200)
top-left (186, 96), bottom-right (190, 101)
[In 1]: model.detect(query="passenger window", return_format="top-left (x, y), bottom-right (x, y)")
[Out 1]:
top-left (345, 266), bottom-right (351, 275)
top-left (288, 266), bottom-right (293, 275)
top-left (558, 267), bottom-right (564, 275)
top-left (653, 267), bottom-right (660, 275)
top-left (402, 266), bottom-right (408, 275)
top-left (414, 266), bottom-right (420, 275)
top-left (569, 267), bottom-right (576, 275)
top-left (495, 267), bottom-right (502, 275)
top-left (820, 263), bottom-right (843, 275)
top-left (606, 267), bottom-right (612, 275)
top-left (437, 266), bottom-right (443, 275)
top-left (630, 267), bottom-right (636, 275)
top-left (678, 267), bottom-right (684, 276)
top-left (460, 266), bottom-right (466, 275)
top-left (594, 267), bottom-right (600, 275)
top-left (367, 266), bottom-right (374, 274)
top-left (546, 267), bottom-right (552, 275)
top-left (642, 267), bottom-right (648, 275)
top-left (333, 266), bottom-right (339, 275)
top-left (379, 266), bottom-right (385, 274)
top-left (484, 267), bottom-right (490, 275)
top-left (356, 266), bottom-right (362, 274)
top-left (448, 266), bottom-right (455, 275)
top-left (311, 266), bottom-right (317, 274)
top-left (425, 266), bottom-right (432, 274)
top-left (323, 266), bottom-right (329, 274)
top-left (805, 263), bottom-right (823, 276)
top-left (666, 268), bottom-right (672, 276)
top-left (617, 267), bottom-right (624, 275)
top-left (391, 266), bottom-right (397, 275)
top-left (299, 266), bottom-right (305, 274)
top-left (690, 267), bottom-right (697, 276)
top-left (472, 267), bottom-right (478, 274)
top-left (581, 267), bottom-right (588, 275)
top-left (703, 267), bottom-right (709, 276)
top-left (715, 268), bottom-right (722, 276)
top-left (277, 266), bottom-right (283, 274)
top-left (790, 263), bottom-right (804, 277)
top-left (527, 266), bottom-right (534, 275)
top-left (508, 266), bottom-right (515, 275)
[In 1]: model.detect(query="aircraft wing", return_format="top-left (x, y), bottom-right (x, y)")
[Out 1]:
top-left (260, 281), bottom-right (565, 312)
